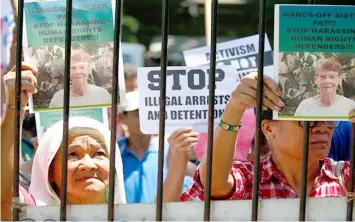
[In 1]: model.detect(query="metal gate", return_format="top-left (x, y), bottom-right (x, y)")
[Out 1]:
top-left (10, 0), bottom-right (355, 221)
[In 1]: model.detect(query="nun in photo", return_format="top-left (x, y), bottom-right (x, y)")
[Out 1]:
top-left (294, 59), bottom-right (355, 117)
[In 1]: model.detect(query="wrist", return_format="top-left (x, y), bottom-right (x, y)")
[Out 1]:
top-left (170, 152), bottom-right (189, 164)
top-left (4, 103), bottom-right (29, 111)
top-left (221, 102), bottom-right (245, 125)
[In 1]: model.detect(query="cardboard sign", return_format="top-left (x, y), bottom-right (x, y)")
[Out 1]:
top-left (35, 108), bottom-right (108, 141)
top-left (183, 34), bottom-right (273, 81)
top-left (274, 5), bottom-right (355, 120)
top-left (138, 65), bottom-right (272, 134)
top-left (23, 0), bottom-right (126, 112)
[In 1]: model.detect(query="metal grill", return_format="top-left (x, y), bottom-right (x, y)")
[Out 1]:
top-left (10, 0), bottom-right (355, 221)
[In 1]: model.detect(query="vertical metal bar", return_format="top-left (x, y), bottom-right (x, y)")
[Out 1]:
top-left (346, 123), bottom-right (355, 221)
top-left (299, 1), bottom-right (314, 221)
top-left (155, 0), bottom-right (169, 221)
top-left (12, 0), bottom-right (25, 220)
top-left (107, 0), bottom-right (123, 220)
top-left (203, 0), bottom-right (218, 221)
top-left (251, 0), bottom-right (266, 221)
top-left (60, 0), bottom-right (73, 220)
top-left (299, 122), bottom-right (310, 221)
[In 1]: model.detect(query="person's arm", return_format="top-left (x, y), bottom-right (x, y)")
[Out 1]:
top-left (199, 72), bottom-right (284, 199)
top-left (1, 64), bottom-right (38, 220)
top-left (185, 161), bottom-right (197, 178)
top-left (156, 129), bottom-right (199, 202)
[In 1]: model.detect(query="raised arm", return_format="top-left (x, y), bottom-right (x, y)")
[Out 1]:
top-left (1, 64), bottom-right (38, 220)
top-left (199, 72), bottom-right (284, 199)
top-left (159, 129), bottom-right (199, 202)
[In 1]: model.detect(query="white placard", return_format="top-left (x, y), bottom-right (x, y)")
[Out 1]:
top-left (138, 65), bottom-right (273, 134)
top-left (273, 5), bottom-right (355, 121)
top-left (35, 107), bottom-right (108, 142)
top-left (183, 34), bottom-right (273, 81)
top-left (22, 0), bottom-right (126, 112)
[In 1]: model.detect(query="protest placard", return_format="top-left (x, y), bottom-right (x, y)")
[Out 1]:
top-left (23, 0), bottom-right (125, 112)
top-left (183, 34), bottom-right (274, 81)
top-left (35, 108), bottom-right (108, 141)
top-left (274, 5), bottom-right (355, 120)
top-left (138, 66), bottom-right (243, 134)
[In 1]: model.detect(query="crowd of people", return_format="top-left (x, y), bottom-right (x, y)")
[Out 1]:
top-left (2, 0), bottom-right (355, 220)
top-left (1, 57), bottom-right (355, 220)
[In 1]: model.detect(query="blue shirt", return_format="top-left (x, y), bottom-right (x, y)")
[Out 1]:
top-left (329, 121), bottom-right (351, 161)
top-left (118, 136), bottom-right (169, 203)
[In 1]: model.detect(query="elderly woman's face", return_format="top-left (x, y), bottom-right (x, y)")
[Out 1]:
top-left (314, 70), bottom-right (341, 95)
top-left (51, 135), bottom-right (110, 199)
top-left (264, 120), bottom-right (334, 160)
top-left (70, 62), bottom-right (90, 85)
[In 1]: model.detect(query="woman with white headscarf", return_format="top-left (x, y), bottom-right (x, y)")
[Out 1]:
top-left (1, 64), bottom-right (125, 220)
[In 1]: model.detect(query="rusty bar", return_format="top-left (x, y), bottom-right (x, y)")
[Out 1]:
top-left (346, 123), bottom-right (355, 221)
top-left (203, 0), bottom-right (218, 221)
top-left (251, 0), bottom-right (266, 221)
top-left (60, 0), bottom-right (73, 220)
top-left (12, 0), bottom-right (25, 220)
top-left (107, 0), bottom-right (123, 220)
top-left (299, 122), bottom-right (310, 221)
top-left (155, 0), bottom-right (170, 220)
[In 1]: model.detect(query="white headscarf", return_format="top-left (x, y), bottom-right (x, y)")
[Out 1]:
top-left (29, 116), bottom-right (126, 206)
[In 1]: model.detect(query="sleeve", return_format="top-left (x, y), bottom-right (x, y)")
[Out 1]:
top-left (341, 161), bottom-right (355, 193)
top-left (102, 88), bottom-right (112, 104)
top-left (19, 185), bottom-right (36, 206)
top-left (179, 162), bottom-right (248, 201)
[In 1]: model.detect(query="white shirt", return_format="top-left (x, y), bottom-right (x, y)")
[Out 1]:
top-left (294, 95), bottom-right (355, 117)
top-left (49, 84), bottom-right (112, 108)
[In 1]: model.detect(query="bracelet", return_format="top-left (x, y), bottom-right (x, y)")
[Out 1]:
top-left (219, 119), bottom-right (242, 132)
top-left (4, 103), bottom-right (29, 111)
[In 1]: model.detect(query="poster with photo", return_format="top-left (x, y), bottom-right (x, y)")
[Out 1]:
top-left (35, 108), bottom-right (108, 142)
top-left (22, 0), bottom-right (126, 112)
top-left (183, 34), bottom-right (274, 81)
top-left (274, 4), bottom-right (355, 120)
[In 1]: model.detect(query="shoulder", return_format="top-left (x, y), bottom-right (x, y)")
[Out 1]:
top-left (337, 95), bottom-right (355, 104)
top-left (88, 84), bottom-right (109, 93)
top-left (52, 89), bottom-right (64, 97)
top-left (335, 121), bottom-right (352, 134)
top-left (88, 85), bottom-right (111, 99)
top-left (232, 159), bottom-right (254, 173)
top-left (299, 97), bottom-right (316, 105)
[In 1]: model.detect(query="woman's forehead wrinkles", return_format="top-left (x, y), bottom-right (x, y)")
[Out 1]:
top-left (70, 135), bottom-right (101, 147)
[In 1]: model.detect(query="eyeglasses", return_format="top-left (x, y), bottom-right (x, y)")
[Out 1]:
top-left (298, 121), bottom-right (341, 129)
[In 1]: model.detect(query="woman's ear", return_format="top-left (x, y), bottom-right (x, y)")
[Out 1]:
top-left (261, 120), bottom-right (275, 140)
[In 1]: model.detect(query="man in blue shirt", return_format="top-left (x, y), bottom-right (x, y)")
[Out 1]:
top-left (117, 91), bottom-right (169, 203)
top-left (329, 121), bottom-right (351, 161)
